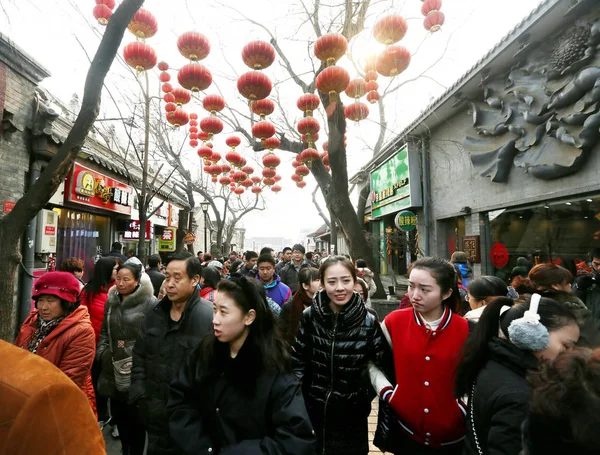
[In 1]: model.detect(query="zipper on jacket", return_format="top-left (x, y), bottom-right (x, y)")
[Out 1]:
top-left (322, 313), bottom-right (339, 455)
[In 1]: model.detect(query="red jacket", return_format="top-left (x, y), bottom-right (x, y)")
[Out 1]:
top-left (383, 307), bottom-right (468, 448)
top-left (80, 286), bottom-right (110, 345)
top-left (14, 306), bottom-right (97, 416)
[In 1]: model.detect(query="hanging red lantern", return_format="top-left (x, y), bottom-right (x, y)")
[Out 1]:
top-left (297, 94), bottom-right (320, 115)
top-left (96, 0), bottom-right (115, 7)
top-left (219, 176), bottom-right (232, 186)
top-left (206, 143), bottom-right (214, 149)
top-left (296, 165), bottom-right (310, 177)
top-left (241, 179), bottom-right (253, 188)
top-left (189, 119), bottom-right (198, 126)
top-left (234, 187), bottom-right (245, 196)
top-left (421, 0), bottom-right (442, 16)
top-left (365, 81), bottom-right (379, 93)
top-left (189, 139), bottom-right (199, 148)
top-left (292, 159), bottom-right (301, 168)
top-left (263, 177), bottom-right (276, 186)
top-left (271, 184), bottom-right (282, 193)
top-left (165, 102), bottom-right (177, 113)
top-left (239, 156), bottom-right (248, 167)
top-left (226, 151), bottom-right (244, 167)
top-left (237, 72), bottom-right (272, 101)
top-left (198, 146), bottom-right (213, 159)
top-left (123, 42), bottom-right (157, 72)
top-left (177, 31), bottom-right (210, 61)
top-left (200, 117), bottom-right (224, 137)
top-left (251, 176), bottom-right (261, 184)
top-left (171, 87), bottom-right (191, 106)
top-left (163, 93), bottom-right (175, 103)
top-left (211, 151), bottom-right (222, 163)
top-left (316, 66), bottom-right (350, 99)
top-left (296, 181), bottom-right (307, 189)
top-left (162, 83), bottom-right (173, 93)
top-left (221, 163), bottom-right (232, 174)
top-left (344, 102), bottom-right (369, 122)
top-left (202, 94), bottom-right (226, 114)
top-left (297, 117), bottom-right (320, 141)
top-left (299, 148), bottom-right (320, 164)
top-left (373, 15), bottom-right (408, 45)
top-left (345, 78), bottom-right (367, 99)
top-left (424, 11), bottom-right (445, 32)
top-left (322, 153), bottom-right (330, 166)
top-left (158, 61), bottom-right (169, 71)
top-left (365, 70), bottom-right (378, 83)
top-left (128, 8), bottom-right (158, 39)
top-left (189, 127), bottom-right (198, 134)
top-left (226, 136), bottom-right (241, 148)
top-left (197, 131), bottom-right (210, 142)
top-left (367, 91), bottom-right (380, 104)
top-left (314, 33), bottom-right (348, 66)
top-left (242, 40), bottom-right (276, 70)
top-left (160, 72), bottom-right (171, 83)
top-left (251, 99), bottom-right (275, 119)
top-left (190, 113), bottom-right (198, 120)
top-left (242, 165), bottom-right (254, 175)
top-left (93, 4), bottom-right (112, 25)
top-left (262, 153), bottom-right (281, 169)
top-left (263, 137), bottom-right (280, 150)
top-left (322, 141), bottom-right (328, 152)
top-left (376, 46), bottom-right (411, 77)
top-left (210, 165), bottom-right (223, 177)
top-left (302, 133), bottom-right (319, 143)
top-left (232, 171), bottom-right (247, 183)
top-left (178, 63), bottom-right (212, 92)
top-left (167, 109), bottom-right (189, 128)
top-left (291, 173), bottom-right (303, 183)
top-left (190, 133), bottom-right (198, 140)
top-left (274, 174), bottom-right (282, 182)
top-left (251, 186), bottom-right (262, 194)
top-left (252, 121), bottom-right (276, 140)
top-left (262, 168), bottom-right (276, 178)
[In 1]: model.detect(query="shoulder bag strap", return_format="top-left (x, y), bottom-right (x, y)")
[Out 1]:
top-left (470, 382), bottom-right (484, 455)
top-left (107, 303), bottom-right (114, 355)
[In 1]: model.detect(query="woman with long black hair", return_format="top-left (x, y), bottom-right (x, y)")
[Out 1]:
top-left (168, 276), bottom-right (316, 455)
top-left (280, 266), bottom-right (320, 346)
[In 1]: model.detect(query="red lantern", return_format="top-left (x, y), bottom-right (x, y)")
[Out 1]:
top-left (190, 133), bottom-right (198, 140)
top-left (128, 8), bottom-right (158, 39)
top-left (322, 141), bottom-right (328, 152)
top-left (221, 163), bottom-right (232, 174)
top-left (93, 4), bottom-right (112, 25)
top-left (262, 168), bottom-right (276, 178)
top-left (123, 42), bottom-right (157, 72)
top-left (241, 165), bottom-right (254, 175)
top-left (344, 102), bottom-right (369, 122)
top-left (251, 186), bottom-right (262, 194)
top-left (190, 113), bottom-right (198, 120)
top-left (367, 91), bottom-right (380, 104)
top-left (365, 81), bottom-right (379, 93)
top-left (262, 153), bottom-right (281, 169)
top-left (198, 131), bottom-right (210, 142)
top-left (421, 0), bottom-right (442, 16)
top-left (189, 119), bottom-right (198, 126)
top-left (189, 139), bottom-right (199, 148)
top-left (297, 94), bottom-right (320, 115)
top-left (292, 159), bottom-right (301, 168)
top-left (299, 148), bottom-right (320, 163)
top-left (211, 151), bottom-right (222, 163)
top-left (263, 177), bottom-right (276, 186)
top-left (163, 93), bottom-right (175, 103)
top-left (219, 176), bottom-right (232, 186)
top-left (296, 165), bottom-right (310, 177)
top-left (237, 71), bottom-right (272, 101)
top-left (234, 187), bottom-right (245, 196)
top-left (202, 94), bottom-right (226, 114)
top-left (241, 179), bottom-right (253, 188)
top-left (297, 117), bottom-right (320, 138)
top-left (263, 137), bottom-right (280, 150)
top-left (242, 40), bottom-right (276, 70)
top-left (302, 133), bottom-right (319, 143)
top-left (162, 83), bottom-right (173, 94)
top-left (271, 184), bottom-right (282, 193)
top-left (376, 46), bottom-right (411, 77)
top-left (167, 109), bottom-right (189, 128)
top-left (211, 176), bottom-right (218, 183)
top-left (210, 165), bottom-right (223, 177)
top-left (424, 11), bottom-right (445, 32)
top-left (158, 61), bottom-right (169, 71)
top-left (226, 136), bottom-right (241, 148)
top-left (345, 78), bottom-right (367, 99)
top-left (274, 174), bottom-right (282, 182)
top-left (365, 70), bottom-right (378, 82)
top-left (373, 15), bottom-right (408, 45)
top-left (178, 63), bottom-right (212, 92)
top-left (96, 0), bottom-right (115, 7)
top-left (296, 181), bottom-right (307, 189)
top-left (252, 121), bottom-right (276, 140)
top-left (200, 117), bottom-right (224, 137)
top-left (206, 143), bottom-right (214, 149)
top-left (232, 171), bottom-right (247, 183)
top-left (251, 99), bottom-right (275, 118)
top-left (322, 153), bottom-right (330, 166)
top-left (178, 31), bottom-right (210, 61)
top-left (198, 146), bottom-right (213, 159)
top-left (251, 176), bottom-right (261, 184)
top-left (160, 72), bottom-right (171, 83)
top-left (165, 102), bottom-right (177, 113)
top-left (314, 33), bottom-right (348, 66)
top-left (171, 87), bottom-right (191, 106)
top-left (226, 151), bottom-right (244, 167)
top-left (291, 173), bottom-right (303, 183)
top-left (189, 127), bottom-right (198, 134)
top-left (316, 66), bottom-right (350, 99)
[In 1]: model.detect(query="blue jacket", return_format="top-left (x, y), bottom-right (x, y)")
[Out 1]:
top-left (260, 274), bottom-right (292, 307)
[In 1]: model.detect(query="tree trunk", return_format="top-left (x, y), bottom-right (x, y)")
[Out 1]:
top-left (0, 0), bottom-right (145, 341)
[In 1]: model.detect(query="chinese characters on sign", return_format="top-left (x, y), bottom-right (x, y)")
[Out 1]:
top-left (371, 178), bottom-right (409, 204)
top-left (158, 227), bottom-right (176, 252)
top-left (463, 235), bottom-right (481, 263)
top-left (395, 210), bottom-right (417, 232)
top-left (124, 220), bottom-right (151, 240)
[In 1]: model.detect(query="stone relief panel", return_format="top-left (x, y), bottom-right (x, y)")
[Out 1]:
top-left (464, 15), bottom-right (600, 182)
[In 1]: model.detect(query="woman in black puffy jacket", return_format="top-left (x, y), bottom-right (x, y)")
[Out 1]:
top-left (292, 256), bottom-right (389, 455)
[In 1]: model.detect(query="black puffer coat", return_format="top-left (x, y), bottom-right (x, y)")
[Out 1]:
top-left (292, 290), bottom-right (389, 455)
top-left (464, 338), bottom-right (538, 455)
top-left (130, 289), bottom-right (213, 455)
top-left (97, 275), bottom-right (157, 398)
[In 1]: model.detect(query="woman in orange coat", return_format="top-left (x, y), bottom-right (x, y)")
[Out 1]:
top-left (15, 271), bottom-right (97, 416)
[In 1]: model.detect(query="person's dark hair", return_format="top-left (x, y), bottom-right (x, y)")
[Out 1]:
top-left (148, 254), bottom-right (161, 268)
top-left (455, 296), bottom-right (578, 397)
top-left (245, 250), bottom-right (258, 261)
top-left (195, 276), bottom-right (290, 379)
top-left (117, 263), bottom-right (142, 281)
top-left (513, 263), bottom-right (573, 294)
top-left (60, 257), bottom-right (84, 273)
top-left (197, 251), bottom-right (203, 257)
top-left (411, 257), bottom-right (461, 313)
top-left (320, 255), bottom-right (357, 283)
top-left (292, 243), bottom-right (306, 255)
top-left (170, 251), bottom-right (201, 279)
top-left (229, 260), bottom-right (243, 274)
top-left (282, 247), bottom-right (292, 254)
top-left (201, 266), bottom-right (221, 289)
top-left (257, 254), bottom-right (276, 267)
top-left (203, 253), bottom-right (212, 262)
top-left (230, 251), bottom-right (237, 256)
top-left (296, 267), bottom-right (320, 294)
top-left (527, 348), bottom-right (600, 452)
top-left (355, 259), bottom-right (368, 268)
top-left (305, 252), bottom-right (313, 261)
top-left (590, 248), bottom-right (600, 260)
top-left (83, 257), bottom-right (117, 299)
top-left (355, 278), bottom-right (369, 302)
top-left (111, 241), bottom-right (123, 252)
top-left (259, 247), bottom-right (274, 256)
top-left (467, 276), bottom-right (508, 301)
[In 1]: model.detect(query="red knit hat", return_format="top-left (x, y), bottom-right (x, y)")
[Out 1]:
top-left (32, 272), bottom-right (81, 303)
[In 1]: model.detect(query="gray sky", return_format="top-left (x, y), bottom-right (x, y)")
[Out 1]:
top-left (1, 0), bottom-right (544, 241)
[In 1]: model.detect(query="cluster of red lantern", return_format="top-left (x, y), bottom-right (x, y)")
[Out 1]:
top-left (314, 33), bottom-right (350, 101)
top-left (343, 77), bottom-right (370, 122)
top-left (238, 41), bottom-right (275, 104)
top-left (296, 93), bottom-right (321, 170)
top-left (159, 62), bottom-right (191, 128)
top-left (92, 0), bottom-right (115, 25)
top-left (371, 15), bottom-right (411, 78)
top-left (177, 32), bottom-right (213, 93)
top-left (365, 70), bottom-right (380, 104)
top-left (421, 0), bottom-right (445, 32)
top-left (122, 8), bottom-right (158, 75)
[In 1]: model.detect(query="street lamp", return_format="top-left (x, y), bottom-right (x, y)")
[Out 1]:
top-left (200, 201), bottom-right (210, 254)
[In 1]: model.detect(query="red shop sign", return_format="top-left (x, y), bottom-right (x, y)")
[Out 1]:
top-left (65, 163), bottom-right (132, 215)
top-left (124, 220), bottom-right (151, 240)
top-left (490, 242), bottom-right (509, 269)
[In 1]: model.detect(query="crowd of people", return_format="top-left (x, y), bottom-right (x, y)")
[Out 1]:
top-left (2, 241), bottom-right (600, 454)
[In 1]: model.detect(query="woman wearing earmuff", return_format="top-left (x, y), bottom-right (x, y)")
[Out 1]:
top-left (455, 295), bottom-right (580, 455)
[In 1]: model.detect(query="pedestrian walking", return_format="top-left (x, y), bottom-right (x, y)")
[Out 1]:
top-left (280, 267), bottom-right (320, 346)
top-left (450, 251), bottom-right (473, 287)
top-left (168, 276), bottom-right (316, 455)
top-left (280, 244), bottom-right (310, 291)
top-left (292, 256), bottom-right (389, 455)
top-left (105, 241), bottom-right (128, 263)
top-left (146, 254), bottom-right (165, 298)
top-left (355, 259), bottom-right (377, 298)
top-left (276, 246), bottom-right (292, 273)
top-left (256, 253), bottom-right (292, 307)
top-left (60, 257), bottom-right (86, 290)
top-left (238, 250), bottom-right (258, 276)
top-left (199, 265), bottom-right (221, 302)
top-left (464, 276), bottom-right (509, 323)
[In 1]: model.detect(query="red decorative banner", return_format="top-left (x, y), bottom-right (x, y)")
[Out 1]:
top-left (490, 242), bottom-right (509, 269)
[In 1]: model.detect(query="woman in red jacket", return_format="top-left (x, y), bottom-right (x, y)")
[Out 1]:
top-left (15, 271), bottom-right (97, 416)
top-left (371, 257), bottom-right (469, 454)
top-left (81, 257), bottom-right (119, 344)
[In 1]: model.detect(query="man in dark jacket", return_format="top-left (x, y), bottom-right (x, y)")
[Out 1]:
top-left (280, 244), bottom-right (309, 292)
top-left (574, 247), bottom-right (600, 329)
top-left (130, 252), bottom-right (213, 455)
top-left (146, 254), bottom-right (165, 298)
top-left (238, 250), bottom-right (258, 276)
top-left (105, 241), bottom-right (127, 263)
top-left (276, 246), bottom-right (292, 273)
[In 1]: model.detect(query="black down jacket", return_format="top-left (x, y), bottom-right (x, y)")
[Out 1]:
top-left (292, 290), bottom-right (389, 455)
top-left (464, 338), bottom-right (538, 455)
top-left (97, 275), bottom-right (157, 398)
top-left (168, 335), bottom-right (316, 455)
top-left (130, 289), bottom-right (213, 455)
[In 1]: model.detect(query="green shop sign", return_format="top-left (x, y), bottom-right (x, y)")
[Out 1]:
top-left (395, 210), bottom-right (417, 231)
top-left (370, 145), bottom-right (415, 218)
